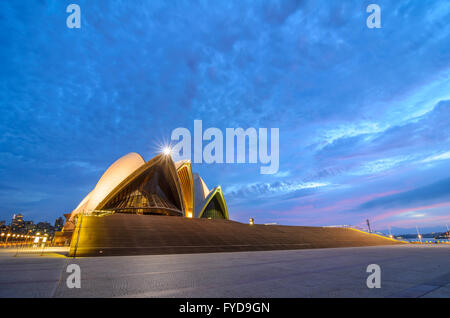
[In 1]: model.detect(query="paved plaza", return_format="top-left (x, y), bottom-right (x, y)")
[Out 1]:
top-left (0, 245), bottom-right (449, 298)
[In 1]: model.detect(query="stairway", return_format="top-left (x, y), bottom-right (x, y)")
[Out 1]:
top-left (69, 214), bottom-right (403, 257)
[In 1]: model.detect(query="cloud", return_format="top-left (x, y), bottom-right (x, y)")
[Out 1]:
top-left (358, 177), bottom-right (450, 211)
top-left (351, 155), bottom-right (419, 176)
top-left (273, 170), bottom-right (291, 178)
top-left (422, 151), bottom-right (450, 163)
top-left (312, 99), bottom-right (450, 181)
top-left (225, 180), bottom-right (329, 200)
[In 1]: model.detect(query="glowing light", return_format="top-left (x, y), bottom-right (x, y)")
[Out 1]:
top-left (162, 146), bottom-right (172, 156)
top-left (186, 212), bottom-right (193, 218)
top-left (249, 218), bottom-right (254, 225)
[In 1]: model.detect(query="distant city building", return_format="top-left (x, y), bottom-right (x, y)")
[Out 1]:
top-left (54, 217), bottom-right (64, 231)
top-left (24, 220), bottom-right (34, 231)
top-left (36, 221), bottom-right (55, 234)
top-left (11, 213), bottom-right (25, 232)
top-left (0, 221), bottom-right (7, 233)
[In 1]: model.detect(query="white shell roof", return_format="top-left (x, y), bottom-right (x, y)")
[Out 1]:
top-left (71, 152), bottom-right (145, 218)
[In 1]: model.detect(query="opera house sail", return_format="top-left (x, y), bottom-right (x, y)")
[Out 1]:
top-left (98, 154), bottom-right (185, 216)
top-left (193, 173), bottom-right (228, 219)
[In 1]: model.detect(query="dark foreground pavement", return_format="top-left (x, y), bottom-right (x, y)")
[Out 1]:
top-left (0, 245), bottom-right (449, 298)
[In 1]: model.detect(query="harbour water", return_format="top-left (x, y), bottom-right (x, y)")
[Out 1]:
top-left (402, 238), bottom-right (450, 243)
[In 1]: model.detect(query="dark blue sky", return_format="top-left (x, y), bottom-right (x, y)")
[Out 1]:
top-left (1, 0), bottom-right (450, 233)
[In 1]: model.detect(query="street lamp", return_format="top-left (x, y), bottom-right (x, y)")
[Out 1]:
top-left (5, 233), bottom-right (11, 246)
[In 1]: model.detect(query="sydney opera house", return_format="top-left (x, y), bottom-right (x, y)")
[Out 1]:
top-left (68, 152), bottom-right (228, 221)
top-left (56, 152), bottom-right (402, 257)
top-left (55, 152), bottom-right (229, 253)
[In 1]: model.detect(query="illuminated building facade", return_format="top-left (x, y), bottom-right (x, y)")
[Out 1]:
top-left (64, 152), bottom-right (228, 236)
top-left (11, 213), bottom-right (24, 232)
top-left (55, 152), bottom-right (228, 247)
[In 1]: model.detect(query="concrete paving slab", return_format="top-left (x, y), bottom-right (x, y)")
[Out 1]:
top-left (0, 245), bottom-right (448, 298)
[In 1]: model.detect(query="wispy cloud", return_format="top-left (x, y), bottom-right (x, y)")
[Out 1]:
top-left (225, 180), bottom-right (330, 200)
top-left (422, 151), bottom-right (450, 163)
top-left (358, 177), bottom-right (450, 211)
